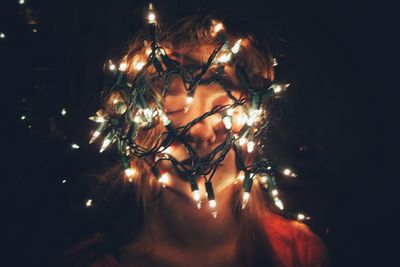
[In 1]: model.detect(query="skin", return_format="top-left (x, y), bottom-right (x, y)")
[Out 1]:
top-left (119, 46), bottom-right (250, 267)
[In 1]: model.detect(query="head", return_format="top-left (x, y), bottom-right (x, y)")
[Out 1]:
top-left (88, 9), bottom-right (288, 255)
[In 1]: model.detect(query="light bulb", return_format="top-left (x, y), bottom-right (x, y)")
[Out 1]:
top-left (61, 108), bottom-right (67, 116)
top-left (89, 131), bottom-right (100, 144)
top-left (119, 62), bottom-right (128, 71)
top-left (239, 137), bottom-right (247, 146)
top-left (297, 213), bottom-right (305, 221)
top-left (124, 168), bottom-right (136, 178)
top-left (20, 115), bottom-right (26, 120)
top-left (242, 191), bottom-right (250, 209)
top-left (184, 96), bottom-right (193, 112)
top-left (0, 33), bottom-right (5, 39)
top-left (147, 4), bottom-right (157, 24)
top-left (85, 199), bottom-right (93, 207)
top-left (274, 198), bottom-right (284, 210)
top-left (99, 138), bottom-right (111, 153)
top-left (135, 61), bottom-right (145, 71)
top-left (159, 173), bottom-right (169, 187)
top-left (223, 116), bottom-right (232, 130)
top-left (247, 140), bottom-right (255, 153)
top-left (211, 20), bottom-right (224, 36)
top-left (271, 189), bottom-right (278, 197)
top-left (109, 63), bottom-right (116, 71)
top-left (71, 143), bottom-right (80, 149)
top-left (231, 39), bottom-right (242, 54)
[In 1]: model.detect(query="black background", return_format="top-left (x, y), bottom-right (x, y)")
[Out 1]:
top-left (1, 0), bottom-right (393, 266)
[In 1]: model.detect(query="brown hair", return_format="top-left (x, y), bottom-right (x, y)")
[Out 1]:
top-left (64, 13), bottom-right (280, 267)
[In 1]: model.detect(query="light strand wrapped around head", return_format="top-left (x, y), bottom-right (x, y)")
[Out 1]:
top-left (89, 4), bottom-right (296, 219)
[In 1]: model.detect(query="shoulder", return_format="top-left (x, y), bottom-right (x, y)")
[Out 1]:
top-left (63, 233), bottom-right (120, 267)
top-left (261, 212), bottom-right (329, 267)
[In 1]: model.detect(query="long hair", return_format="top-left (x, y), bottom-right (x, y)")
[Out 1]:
top-left (64, 13), bottom-right (282, 267)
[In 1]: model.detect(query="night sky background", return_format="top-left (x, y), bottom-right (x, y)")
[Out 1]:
top-left (2, 0), bottom-right (392, 266)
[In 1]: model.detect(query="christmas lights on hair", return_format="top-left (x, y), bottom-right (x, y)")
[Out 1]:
top-left (88, 3), bottom-right (306, 221)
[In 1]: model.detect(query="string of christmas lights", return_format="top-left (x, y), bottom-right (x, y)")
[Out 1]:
top-left (87, 3), bottom-right (310, 222)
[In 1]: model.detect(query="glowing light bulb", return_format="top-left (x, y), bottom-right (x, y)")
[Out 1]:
top-left (61, 108), bottom-right (67, 116)
top-left (242, 191), bottom-right (250, 209)
top-left (239, 137), bottom-right (247, 146)
top-left (211, 20), bottom-right (224, 36)
top-left (274, 198), bottom-right (284, 210)
top-left (119, 62), bottom-right (128, 71)
top-left (226, 108), bottom-right (234, 116)
top-left (260, 175), bottom-right (268, 184)
top-left (135, 61), bottom-right (145, 71)
top-left (271, 189), bottom-right (278, 197)
top-left (247, 140), bottom-right (255, 153)
top-left (124, 168), bottom-right (136, 178)
top-left (159, 173), bottom-right (169, 187)
top-left (100, 138), bottom-right (111, 153)
top-left (238, 171), bottom-right (245, 181)
top-left (71, 143), bottom-right (80, 149)
top-left (192, 189), bottom-right (201, 209)
top-left (160, 113), bottom-right (171, 125)
top-left (109, 63), bottom-right (116, 71)
top-left (147, 4), bottom-right (157, 24)
top-left (273, 58), bottom-right (278, 66)
top-left (89, 130), bottom-right (101, 144)
top-left (217, 52), bottom-right (232, 63)
top-left (236, 113), bottom-right (248, 126)
top-left (231, 39), bottom-right (242, 54)
top-left (0, 33), bottom-right (5, 39)
top-left (85, 199), bottom-right (93, 207)
top-left (271, 83), bottom-right (290, 94)
top-left (192, 189), bottom-right (201, 202)
top-left (223, 116), bottom-right (232, 130)
top-left (297, 213), bottom-right (305, 221)
top-left (62, 179), bottom-right (67, 184)
top-left (283, 168), bottom-right (291, 176)
top-left (89, 116), bottom-right (106, 123)
top-left (184, 96), bottom-right (193, 112)
top-left (19, 0), bottom-right (25, 5)
top-left (20, 115), bottom-right (26, 120)
top-left (247, 109), bottom-right (260, 126)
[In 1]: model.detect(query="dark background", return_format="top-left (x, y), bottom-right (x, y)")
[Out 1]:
top-left (1, 0), bottom-right (392, 266)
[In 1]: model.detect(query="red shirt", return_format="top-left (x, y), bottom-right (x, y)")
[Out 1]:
top-left (66, 212), bottom-right (328, 267)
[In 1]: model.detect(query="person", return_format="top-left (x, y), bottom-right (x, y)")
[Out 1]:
top-left (64, 8), bottom-right (329, 267)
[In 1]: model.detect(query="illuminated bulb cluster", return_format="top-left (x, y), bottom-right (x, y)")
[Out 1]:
top-left (282, 168), bottom-right (297, 177)
top-left (216, 39), bottom-right (242, 64)
top-left (71, 143), bottom-right (80, 149)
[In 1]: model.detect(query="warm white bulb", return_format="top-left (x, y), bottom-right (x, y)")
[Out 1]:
top-left (231, 39), bottom-right (242, 54)
top-left (135, 61), bottom-right (145, 71)
top-left (217, 53), bottom-right (232, 63)
top-left (242, 191), bottom-right (250, 209)
top-left (192, 189), bottom-right (201, 202)
top-left (238, 171), bottom-right (245, 181)
top-left (61, 108), bottom-right (67, 116)
top-left (20, 115), bottom-right (26, 120)
top-left (247, 141), bottom-right (255, 153)
top-left (124, 168), bottom-right (136, 177)
top-left (19, 0), bottom-right (25, 4)
top-left (148, 12), bottom-right (156, 24)
top-left (85, 199), bottom-right (93, 207)
top-left (89, 130), bottom-right (100, 144)
top-left (271, 189), bottom-right (278, 197)
top-left (100, 138), bottom-right (111, 153)
top-left (71, 143), bottom-right (80, 149)
top-left (260, 175), bottom-right (268, 184)
top-left (109, 64), bottom-right (116, 71)
top-left (297, 213), bottom-right (305, 220)
top-left (274, 198), bottom-right (284, 210)
top-left (159, 173), bottom-right (169, 187)
top-left (239, 137), bottom-right (247, 146)
top-left (209, 199), bottom-right (217, 209)
top-left (119, 62), bottom-right (128, 71)
top-left (0, 33), bottom-right (5, 39)
top-left (283, 168), bottom-right (291, 176)
top-left (222, 116), bottom-right (232, 130)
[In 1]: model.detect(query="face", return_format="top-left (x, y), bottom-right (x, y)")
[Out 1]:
top-left (155, 45), bottom-right (251, 219)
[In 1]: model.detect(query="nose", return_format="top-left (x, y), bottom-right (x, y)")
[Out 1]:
top-left (187, 119), bottom-right (217, 147)
top-left (185, 90), bottom-right (226, 149)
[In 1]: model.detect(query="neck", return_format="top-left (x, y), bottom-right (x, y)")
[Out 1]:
top-left (132, 184), bottom-right (242, 253)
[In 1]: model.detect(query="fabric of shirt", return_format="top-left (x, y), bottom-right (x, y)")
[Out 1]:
top-left (67, 211), bottom-right (328, 267)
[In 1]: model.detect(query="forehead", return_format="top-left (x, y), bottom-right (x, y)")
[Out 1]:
top-left (168, 43), bottom-right (242, 89)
